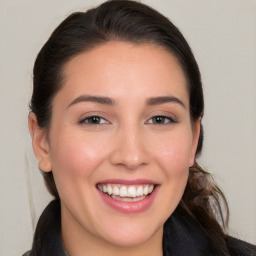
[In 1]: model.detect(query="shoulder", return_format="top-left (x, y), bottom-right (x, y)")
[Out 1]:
top-left (226, 236), bottom-right (256, 256)
top-left (22, 200), bottom-right (67, 256)
top-left (22, 251), bottom-right (31, 256)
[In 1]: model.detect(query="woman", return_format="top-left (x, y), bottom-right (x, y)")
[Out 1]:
top-left (24, 1), bottom-right (256, 255)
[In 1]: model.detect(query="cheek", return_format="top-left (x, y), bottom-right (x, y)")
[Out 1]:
top-left (152, 131), bottom-right (193, 176)
top-left (49, 132), bottom-right (107, 190)
top-left (152, 131), bottom-right (192, 212)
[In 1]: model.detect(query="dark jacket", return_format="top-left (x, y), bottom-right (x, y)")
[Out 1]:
top-left (23, 200), bottom-right (256, 256)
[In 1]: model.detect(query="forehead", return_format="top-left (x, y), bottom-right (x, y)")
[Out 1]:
top-left (59, 41), bottom-right (189, 106)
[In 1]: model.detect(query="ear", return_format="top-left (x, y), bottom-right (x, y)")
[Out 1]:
top-left (189, 118), bottom-right (201, 167)
top-left (28, 112), bottom-right (52, 172)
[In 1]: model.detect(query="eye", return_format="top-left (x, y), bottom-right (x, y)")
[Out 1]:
top-left (146, 115), bottom-right (176, 125)
top-left (79, 116), bottom-right (108, 125)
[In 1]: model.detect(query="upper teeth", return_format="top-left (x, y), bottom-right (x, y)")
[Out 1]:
top-left (97, 184), bottom-right (154, 198)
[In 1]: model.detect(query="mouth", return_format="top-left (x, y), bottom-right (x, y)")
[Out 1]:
top-left (97, 183), bottom-right (156, 202)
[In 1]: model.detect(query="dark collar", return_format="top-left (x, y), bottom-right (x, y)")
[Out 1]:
top-left (30, 200), bottom-right (66, 256)
top-left (29, 200), bottom-right (214, 256)
top-left (163, 205), bottom-right (212, 256)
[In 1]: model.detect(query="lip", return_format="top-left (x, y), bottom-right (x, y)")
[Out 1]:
top-left (96, 179), bottom-right (159, 214)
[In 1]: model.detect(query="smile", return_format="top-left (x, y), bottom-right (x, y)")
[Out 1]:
top-left (96, 180), bottom-right (159, 213)
top-left (97, 184), bottom-right (155, 202)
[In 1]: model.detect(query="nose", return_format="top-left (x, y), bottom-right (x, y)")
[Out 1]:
top-left (109, 126), bottom-right (150, 170)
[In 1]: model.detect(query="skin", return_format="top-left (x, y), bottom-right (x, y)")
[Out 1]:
top-left (29, 41), bottom-right (200, 256)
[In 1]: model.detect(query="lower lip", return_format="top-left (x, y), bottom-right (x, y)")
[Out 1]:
top-left (97, 186), bottom-right (158, 214)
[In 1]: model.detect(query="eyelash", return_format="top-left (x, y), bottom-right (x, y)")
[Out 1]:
top-left (79, 115), bottom-right (177, 126)
top-left (79, 116), bottom-right (108, 125)
top-left (146, 115), bottom-right (177, 125)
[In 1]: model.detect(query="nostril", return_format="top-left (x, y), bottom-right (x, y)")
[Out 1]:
top-left (110, 151), bottom-right (150, 170)
top-left (109, 131), bottom-right (150, 169)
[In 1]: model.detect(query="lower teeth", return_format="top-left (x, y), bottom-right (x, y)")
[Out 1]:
top-left (111, 194), bottom-right (146, 202)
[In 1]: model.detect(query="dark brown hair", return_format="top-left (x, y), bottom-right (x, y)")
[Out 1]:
top-left (31, 0), bottom-right (229, 254)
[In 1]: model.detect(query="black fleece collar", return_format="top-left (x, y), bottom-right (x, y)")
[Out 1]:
top-left (27, 200), bottom-right (256, 256)
top-left (28, 200), bottom-right (212, 256)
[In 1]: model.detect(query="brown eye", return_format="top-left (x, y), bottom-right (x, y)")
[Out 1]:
top-left (79, 116), bottom-right (108, 125)
top-left (147, 116), bottom-right (176, 124)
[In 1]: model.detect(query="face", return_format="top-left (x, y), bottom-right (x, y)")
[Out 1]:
top-left (30, 42), bottom-right (200, 252)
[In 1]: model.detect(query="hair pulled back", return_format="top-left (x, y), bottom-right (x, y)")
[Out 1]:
top-left (31, 1), bottom-right (229, 254)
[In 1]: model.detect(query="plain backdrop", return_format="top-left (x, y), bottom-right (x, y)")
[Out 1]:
top-left (0, 1), bottom-right (255, 255)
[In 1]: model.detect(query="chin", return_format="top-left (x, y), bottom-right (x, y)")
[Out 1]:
top-left (102, 230), bottom-right (159, 248)
top-left (94, 217), bottom-right (163, 248)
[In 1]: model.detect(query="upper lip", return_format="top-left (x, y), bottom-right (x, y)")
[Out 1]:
top-left (96, 179), bottom-right (158, 185)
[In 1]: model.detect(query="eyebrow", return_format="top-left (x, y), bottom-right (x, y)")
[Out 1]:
top-left (67, 95), bottom-right (117, 108)
top-left (67, 94), bottom-right (185, 109)
top-left (146, 96), bottom-right (186, 108)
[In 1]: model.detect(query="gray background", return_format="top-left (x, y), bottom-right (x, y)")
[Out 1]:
top-left (0, 1), bottom-right (255, 255)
